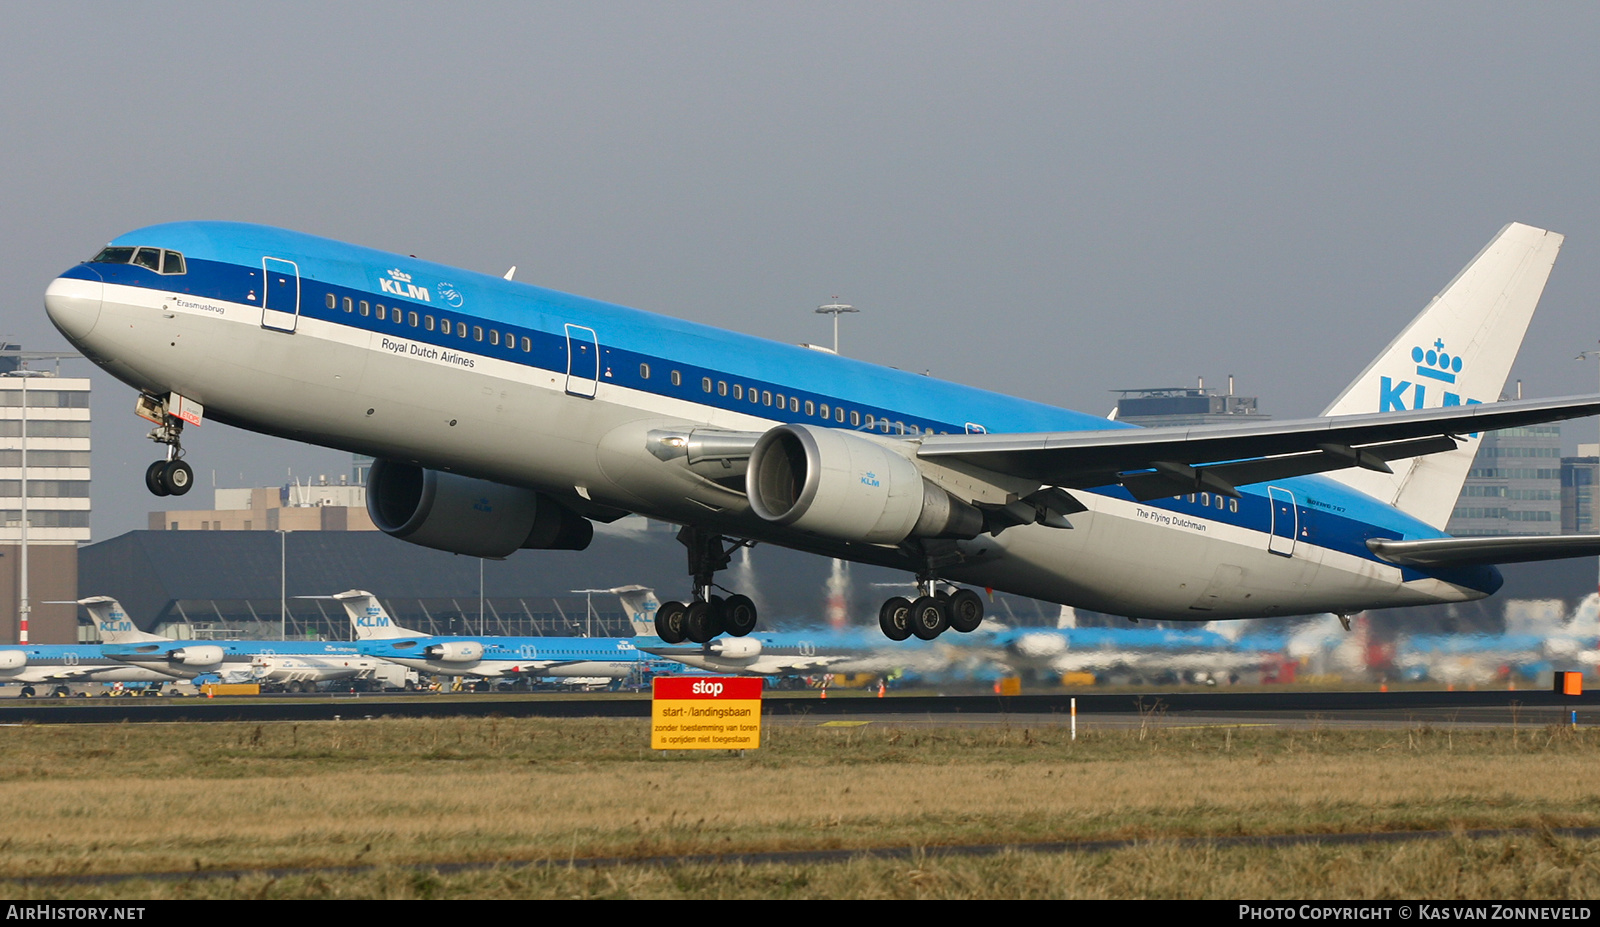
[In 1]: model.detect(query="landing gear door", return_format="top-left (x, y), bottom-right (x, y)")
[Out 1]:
top-left (1267, 486), bottom-right (1297, 557)
top-left (261, 257), bottom-right (300, 333)
top-left (564, 324), bottom-right (598, 398)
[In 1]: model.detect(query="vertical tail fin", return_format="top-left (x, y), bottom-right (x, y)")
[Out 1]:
top-left (1320, 223), bottom-right (1564, 528)
top-left (332, 590), bottom-right (417, 639)
top-left (79, 596), bottom-right (169, 644)
top-left (611, 585), bottom-right (661, 637)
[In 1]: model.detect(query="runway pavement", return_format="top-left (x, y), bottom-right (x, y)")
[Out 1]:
top-left (0, 687), bottom-right (1593, 727)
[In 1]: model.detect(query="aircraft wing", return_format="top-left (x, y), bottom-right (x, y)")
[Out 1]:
top-left (1368, 535), bottom-right (1600, 568)
top-left (917, 393), bottom-right (1600, 501)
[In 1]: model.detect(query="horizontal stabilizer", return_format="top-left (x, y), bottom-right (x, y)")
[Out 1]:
top-left (1368, 535), bottom-right (1600, 568)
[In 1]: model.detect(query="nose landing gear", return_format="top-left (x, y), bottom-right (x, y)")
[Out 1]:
top-left (138, 393), bottom-right (194, 497)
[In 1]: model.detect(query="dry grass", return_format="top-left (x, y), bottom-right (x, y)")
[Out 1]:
top-left (0, 716), bottom-right (1596, 898)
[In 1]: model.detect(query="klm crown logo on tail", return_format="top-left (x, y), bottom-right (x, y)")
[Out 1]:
top-left (355, 604), bottom-right (391, 630)
top-left (1379, 339), bottom-right (1483, 413)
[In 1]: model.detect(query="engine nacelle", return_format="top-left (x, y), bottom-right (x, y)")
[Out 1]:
top-left (170, 645), bottom-right (225, 667)
top-left (0, 651), bottom-right (26, 671)
top-left (425, 641), bottom-right (484, 663)
top-left (746, 424), bottom-right (983, 544)
top-left (367, 459), bottom-right (593, 558)
top-left (708, 637), bottom-right (763, 659)
top-left (1012, 633), bottom-right (1068, 659)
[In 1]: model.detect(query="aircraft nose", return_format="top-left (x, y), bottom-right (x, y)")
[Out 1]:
top-left (44, 268), bottom-right (103, 343)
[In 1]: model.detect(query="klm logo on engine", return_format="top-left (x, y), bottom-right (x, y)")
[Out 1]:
top-left (379, 268), bottom-right (431, 302)
top-left (472, 496), bottom-right (493, 513)
top-left (1380, 338), bottom-right (1482, 413)
top-left (860, 470), bottom-right (881, 488)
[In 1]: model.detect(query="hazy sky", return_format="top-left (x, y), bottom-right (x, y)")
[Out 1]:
top-left (5, 3), bottom-right (1600, 540)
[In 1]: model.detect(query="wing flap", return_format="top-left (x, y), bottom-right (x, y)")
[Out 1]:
top-left (918, 393), bottom-right (1600, 493)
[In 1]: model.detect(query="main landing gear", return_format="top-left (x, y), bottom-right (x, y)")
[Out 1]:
top-left (877, 578), bottom-right (986, 642)
top-left (140, 396), bottom-right (193, 497)
top-left (654, 527), bottom-right (760, 645)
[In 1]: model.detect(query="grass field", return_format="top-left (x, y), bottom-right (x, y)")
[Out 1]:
top-left (1, 714), bottom-right (1597, 899)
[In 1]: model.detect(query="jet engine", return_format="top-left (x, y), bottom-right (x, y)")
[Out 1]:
top-left (425, 641), bottom-right (484, 663)
top-left (0, 651), bottom-right (26, 671)
top-left (170, 645), bottom-right (225, 666)
top-left (367, 459), bottom-right (593, 558)
top-left (746, 424), bottom-right (983, 544)
top-left (708, 637), bottom-right (762, 659)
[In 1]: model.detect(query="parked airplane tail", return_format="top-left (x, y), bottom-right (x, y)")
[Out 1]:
top-left (613, 585), bottom-right (661, 637)
top-left (78, 596), bottom-right (168, 644)
top-left (1320, 223), bottom-right (1564, 529)
top-left (331, 590), bottom-right (417, 640)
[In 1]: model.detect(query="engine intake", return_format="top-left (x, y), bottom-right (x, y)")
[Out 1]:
top-left (367, 459), bottom-right (593, 558)
top-left (747, 424), bottom-right (983, 544)
top-left (708, 637), bottom-right (762, 659)
top-left (170, 645), bottom-right (224, 667)
top-left (425, 641), bottom-right (484, 663)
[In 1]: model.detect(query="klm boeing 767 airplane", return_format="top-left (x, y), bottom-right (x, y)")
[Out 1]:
top-left (42, 221), bottom-right (1600, 643)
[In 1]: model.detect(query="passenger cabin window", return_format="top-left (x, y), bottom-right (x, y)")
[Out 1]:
top-left (325, 293), bottom-right (336, 310)
top-left (640, 363), bottom-right (650, 379)
top-left (732, 384), bottom-right (743, 400)
top-left (790, 397), bottom-right (800, 413)
top-left (424, 315), bottom-right (435, 331)
top-left (489, 330), bottom-right (499, 346)
top-left (457, 322), bottom-right (467, 338)
top-left (520, 336), bottom-right (531, 352)
top-left (343, 297), bottom-right (354, 313)
top-left (762, 391), bottom-right (772, 406)
top-left (849, 410), bottom-right (859, 426)
top-left (473, 326), bottom-right (483, 342)
top-left (375, 305), bottom-right (386, 320)
top-left (671, 371), bottom-right (682, 387)
top-left (359, 301), bottom-right (370, 317)
top-left (718, 381), bottom-right (728, 397)
top-left (838, 407), bottom-right (848, 423)
top-left (702, 377), bottom-right (712, 393)
top-left (408, 311), bottom-right (419, 327)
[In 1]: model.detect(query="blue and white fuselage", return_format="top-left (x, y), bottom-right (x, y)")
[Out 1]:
top-left (44, 221), bottom-right (1598, 628)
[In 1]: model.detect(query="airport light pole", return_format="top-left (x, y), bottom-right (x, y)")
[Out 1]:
top-left (279, 529), bottom-right (287, 639)
top-left (815, 301), bottom-right (858, 355)
top-left (16, 373), bottom-right (25, 645)
top-left (1577, 348), bottom-right (1600, 612)
top-left (570, 588), bottom-right (609, 637)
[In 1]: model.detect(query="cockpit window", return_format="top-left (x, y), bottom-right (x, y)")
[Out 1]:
top-left (89, 246), bottom-right (187, 274)
top-left (90, 246), bottom-right (135, 264)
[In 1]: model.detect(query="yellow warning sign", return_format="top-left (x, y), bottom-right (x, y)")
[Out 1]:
top-left (651, 677), bottom-right (762, 750)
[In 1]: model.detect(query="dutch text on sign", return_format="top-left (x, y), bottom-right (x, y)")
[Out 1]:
top-left (652, 676), bottom-right (762, 750)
